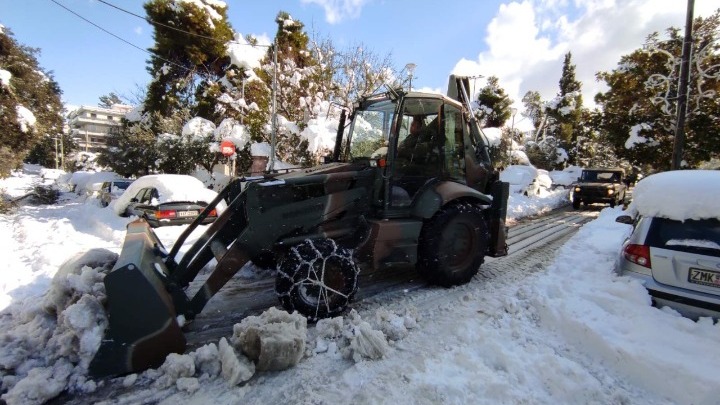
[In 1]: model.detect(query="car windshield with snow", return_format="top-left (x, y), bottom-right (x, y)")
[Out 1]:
top-left (115, 174), bottom-right (224, 227)
top-left (615, 170), bottom-right (720, 320)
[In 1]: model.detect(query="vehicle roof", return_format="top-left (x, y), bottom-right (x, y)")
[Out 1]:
top-left (628, 170), bottom-right (720, 221)
top-left (584, 168), bottom-right (624, 173)
top-left (405, 91), bottom-right (464, 110)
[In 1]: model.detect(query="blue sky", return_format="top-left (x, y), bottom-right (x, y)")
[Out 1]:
top-left (2, 0), bottom-right (717, 127)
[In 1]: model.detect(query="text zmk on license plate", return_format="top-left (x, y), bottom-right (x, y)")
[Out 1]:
top-left (688, 268), bottom-right (720, 288)
top-left (178, 210), bottom-right (197, 217)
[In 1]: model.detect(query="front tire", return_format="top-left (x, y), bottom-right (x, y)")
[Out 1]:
top-left (572, 199), bottom-right (581, 209)
top-left (275, 239), bottom-right (359, 321)
top-left (417, 201), bottom-right (489, 287)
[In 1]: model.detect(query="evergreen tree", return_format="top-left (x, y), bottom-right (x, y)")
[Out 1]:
top-left (475, 76), bottom-right (513, 127)
top-left (596, 11), bottom-right (720, 170)
top-left (143, 0), bottom-right (234, 121)
top-left (521, 90), bottom-right (545, 139)
top-left (242, 12), bottom-right (334, 166)
top-left (545, 52), bottom-right (583, 163)
top-left (0, 27), bottom-right (64, 177)
top-left (98, 92), bottom-right (123, 108)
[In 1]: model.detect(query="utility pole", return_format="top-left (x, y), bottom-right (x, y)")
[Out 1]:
top-left (270, 38), bottom-right (278, 172)
top-left (672, 0), bottom-right (694, 170)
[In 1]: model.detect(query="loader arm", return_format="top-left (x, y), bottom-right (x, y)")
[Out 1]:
top-left (90, 170), bottom-right (374, 378)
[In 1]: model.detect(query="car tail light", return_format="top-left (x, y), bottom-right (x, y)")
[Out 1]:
top-left (208, 209), bottom-right (217, 217)
top-left (156, 210), bottom-right (177, 219)
top-left (623, 244), bottom-right (651, 268)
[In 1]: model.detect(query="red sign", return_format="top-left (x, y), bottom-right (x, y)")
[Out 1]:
top-left (220, 140), bottom-right (235, 157)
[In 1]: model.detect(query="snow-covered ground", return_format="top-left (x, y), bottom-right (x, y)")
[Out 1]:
top-left (1, 165), bottom-right (718, 405)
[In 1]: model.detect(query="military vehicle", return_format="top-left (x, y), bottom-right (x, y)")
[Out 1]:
top-left (89, 75), bottom-right (509, 378)
top-left (572, 168), bottom-right (627, 209)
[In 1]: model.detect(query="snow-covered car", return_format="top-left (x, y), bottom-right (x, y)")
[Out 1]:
top-left (113, 174), bottom-right (226, 227)
top-left (99, 179), bottom-right (133, 207)
top-left (615, 170), bottom-right (720, 319)
top-left (500, 165), bottom-right (552, 196)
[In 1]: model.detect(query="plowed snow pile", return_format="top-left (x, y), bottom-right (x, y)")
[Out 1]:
top-left (0, 245), bottom-right (415, 404)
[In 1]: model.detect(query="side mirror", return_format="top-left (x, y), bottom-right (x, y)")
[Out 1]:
top-left (615, 215), bottom-right (633, 225)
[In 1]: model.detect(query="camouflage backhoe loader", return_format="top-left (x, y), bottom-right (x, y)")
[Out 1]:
top-left (89, 75), bottom-right (509, 378)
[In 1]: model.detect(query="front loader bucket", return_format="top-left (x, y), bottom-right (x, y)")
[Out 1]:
top-left (89, 220), bottom-right (186, 378)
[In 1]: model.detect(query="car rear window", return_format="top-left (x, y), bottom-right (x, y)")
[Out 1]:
top-left (646, 217), bottom-right (720, 257)
top-left (114, 181), bottom-right (132, 190)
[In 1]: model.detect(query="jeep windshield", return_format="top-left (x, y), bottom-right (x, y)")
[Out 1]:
top-left (580, 170), bottom-right (621, 183)
top-left (347, 97), bottom-right (397, 160)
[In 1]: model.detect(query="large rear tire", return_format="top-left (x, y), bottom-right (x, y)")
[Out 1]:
top-left (417, 201), bottom-right (489, 287)
top-left (275, 239), bottom-right (359, 321)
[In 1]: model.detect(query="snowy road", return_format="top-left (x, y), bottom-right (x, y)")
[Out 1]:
top-left (178, 206), bottom-right (598, 350)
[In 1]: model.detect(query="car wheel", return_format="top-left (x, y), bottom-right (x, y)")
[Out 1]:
top-left (572, 199), bottom-right (581, 210)
top-left (275, 239), bottom-right (359, 321)
top-left (417, 201), bottom-right (489, 287)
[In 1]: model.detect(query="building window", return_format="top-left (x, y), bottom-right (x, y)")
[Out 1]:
top-left (91, 113), bottom-right (97, 118)
top-left (107, 116), bottom-right (114, 121)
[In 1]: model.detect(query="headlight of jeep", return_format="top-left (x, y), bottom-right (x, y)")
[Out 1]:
top-left (574, 187), bottom-right (581, 192)
top-left (607, 189), bottom-right (615, 195)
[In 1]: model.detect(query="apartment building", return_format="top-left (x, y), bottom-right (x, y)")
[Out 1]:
top-left (67, 104), bottom-right (134, 153)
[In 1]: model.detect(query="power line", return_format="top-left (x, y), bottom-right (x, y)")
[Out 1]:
top-left (48, 0), bottom-right (194, 74)
top-left (95, 0), bottom-right (270, 48)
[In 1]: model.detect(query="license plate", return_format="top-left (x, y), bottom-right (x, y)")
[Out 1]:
top-left (177, 210), bottom-right (197, 217)
top-left (688, 268), bottom-right (720, 288)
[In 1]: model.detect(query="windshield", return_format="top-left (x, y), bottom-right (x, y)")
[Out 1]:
top-left (347, 99), bottom-right (397, 159)
top-left (581, 171), bottom-right (621, 183)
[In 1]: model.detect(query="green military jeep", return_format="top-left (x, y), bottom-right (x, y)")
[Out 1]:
top-left (571, 168), bottom-right (626, 209)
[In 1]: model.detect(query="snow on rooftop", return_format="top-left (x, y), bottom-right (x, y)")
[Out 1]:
top-left (629, 170), bottom-right (720, 221)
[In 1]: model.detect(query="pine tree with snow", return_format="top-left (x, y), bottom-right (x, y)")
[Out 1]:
top-left (143, 0), bottom-right (234, 121)
top-left (0, 27), bottom-right (64, 177)
top-left (544, 52), bottom-right (583, 164)
top-left (475, 76), bottom-right (513, 128)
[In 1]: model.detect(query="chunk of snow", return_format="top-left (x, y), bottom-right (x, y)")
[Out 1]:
top-left (628, 170), bottom-right (720, 221)
top-left (218, 337), bottom-right (255, 386)
top-left (16, 105), bottom-right (36, 133)
top-left (231, 307), bottom-right (307, 371)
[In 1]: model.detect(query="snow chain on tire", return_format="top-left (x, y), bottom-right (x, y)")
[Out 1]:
top-left (275, 238), bottom-right (359, 321)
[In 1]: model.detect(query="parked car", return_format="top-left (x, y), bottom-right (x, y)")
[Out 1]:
top-left (615, 170), bottom-right (720, 320)
top-left (99, 179), bottom-right (133, 207)
top-left (500, 165), bottom-right (553, 196)
top-left (113, 174), bottom-right (225, 227)
top-left (572, 167), bottom-right (626, 209)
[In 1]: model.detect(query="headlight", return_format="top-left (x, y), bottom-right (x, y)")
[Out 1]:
top-left (607, 189), bottom-right (615, 195)
top-left (574, 187), bottom-right (581, 192)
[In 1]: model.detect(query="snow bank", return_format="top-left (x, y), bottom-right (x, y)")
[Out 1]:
top-left (531, 208), bottom-right (720, 405)
top-left (0, 249), bottom-right (116, 405)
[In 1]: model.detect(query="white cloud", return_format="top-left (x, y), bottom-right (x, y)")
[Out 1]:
top-left (453, 0), bottom-right (718, 129)
top-left (301, 0), bottom-right (370, 24)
